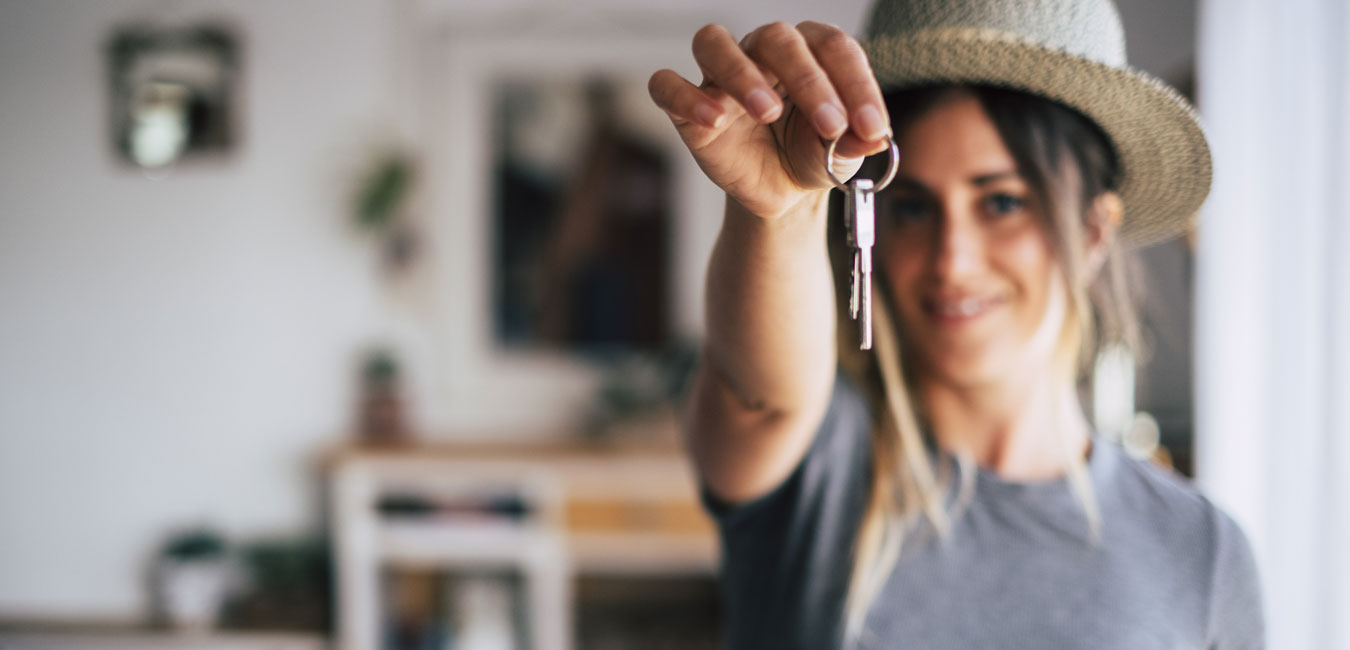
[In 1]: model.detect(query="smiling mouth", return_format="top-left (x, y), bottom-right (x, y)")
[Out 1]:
top-left (924, 295), bottom-right (1004, 323)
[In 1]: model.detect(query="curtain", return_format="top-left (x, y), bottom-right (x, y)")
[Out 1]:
top-left (1194, 1), bottom-right (1350, 648)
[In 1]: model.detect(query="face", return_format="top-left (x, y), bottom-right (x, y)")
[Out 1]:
top-left (877, 90), bottom-right (1068, 390)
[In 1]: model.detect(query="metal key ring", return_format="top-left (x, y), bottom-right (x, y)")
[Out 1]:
top-left (825, 134), bottom-right (900, 192)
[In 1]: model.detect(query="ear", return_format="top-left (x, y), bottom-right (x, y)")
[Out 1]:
top-left (1082, 191), bottom-right (1122, 282)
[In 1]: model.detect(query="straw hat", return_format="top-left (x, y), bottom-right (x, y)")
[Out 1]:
top-left (862, 0), bottom-right (1210, 247)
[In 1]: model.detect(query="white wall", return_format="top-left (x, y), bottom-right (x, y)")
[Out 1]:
top-left (0, 0), bottom-right (398, 619)
top-left (0, 0), bottom-right (1192, 623)
top-left (0, 0), bottom-right (874, 623)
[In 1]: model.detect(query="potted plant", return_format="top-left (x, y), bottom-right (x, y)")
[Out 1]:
top-left (155, 526), bottom-right (232, 632)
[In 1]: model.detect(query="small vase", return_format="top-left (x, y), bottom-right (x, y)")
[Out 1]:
top-left (158, 559), bottom-right (231, 632)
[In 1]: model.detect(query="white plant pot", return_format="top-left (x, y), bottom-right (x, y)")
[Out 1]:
top-left (159, 559), bottom-right (231, 632)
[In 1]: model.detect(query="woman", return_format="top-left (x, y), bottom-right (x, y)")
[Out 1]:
top-left (649, 0), bottom-right (1264, 648)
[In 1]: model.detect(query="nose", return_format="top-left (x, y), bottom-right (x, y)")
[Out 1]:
top-left (931, 206), bottom-right (983, 281)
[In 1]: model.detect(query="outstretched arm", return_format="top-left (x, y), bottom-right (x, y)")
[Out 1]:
top-left (649, 21), bottom-right (889, 503)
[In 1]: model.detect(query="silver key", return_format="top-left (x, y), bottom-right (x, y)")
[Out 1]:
top-left (825, 134), bottom-right (899, 351)
top-left (845, 178), bottom-right (876, 349)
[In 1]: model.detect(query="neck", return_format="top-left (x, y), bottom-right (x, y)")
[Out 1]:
top-left (919, 367), bottom-right (1090, 482)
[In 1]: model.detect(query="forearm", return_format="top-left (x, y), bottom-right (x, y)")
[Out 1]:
top-left (702, 191), bottom-right (838, 417)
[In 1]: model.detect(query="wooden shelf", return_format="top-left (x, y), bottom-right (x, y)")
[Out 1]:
top-left (0, 632), bottom-right (324, 650)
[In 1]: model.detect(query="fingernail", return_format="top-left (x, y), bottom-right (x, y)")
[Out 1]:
top-left (854, 105), bottom-right (887, 141)
top-left (747, 89), bottom-right (780, 121)
top-left (694, 102), bottom-right (722, 128)
top-left (813, 103), bottom-right (847, 137)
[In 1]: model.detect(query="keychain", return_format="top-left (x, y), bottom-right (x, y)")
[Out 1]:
top-left (826, 135), bottom-right (900, 350)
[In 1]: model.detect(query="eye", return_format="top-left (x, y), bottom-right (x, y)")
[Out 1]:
top-left (883, 196), bottom-right (932, 225)
top-left (982, 192), bottom-right (1026, 216)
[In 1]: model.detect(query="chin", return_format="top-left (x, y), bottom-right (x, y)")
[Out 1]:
top-left (910, 343), bottom-right (1015, 389)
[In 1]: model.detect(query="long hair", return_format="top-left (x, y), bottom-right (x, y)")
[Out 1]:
top-left (829, 84), bottom-right (1140, 639)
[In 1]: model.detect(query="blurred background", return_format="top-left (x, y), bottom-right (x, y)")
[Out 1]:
top-left (0, 0), bottom-right (1344, 649)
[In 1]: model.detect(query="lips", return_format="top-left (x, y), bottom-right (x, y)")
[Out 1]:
top-left (923, 294), bottom-right (1004, 323)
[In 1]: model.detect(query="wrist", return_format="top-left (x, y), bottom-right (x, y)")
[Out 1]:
top-left (725, 190), bottom-right (829, 226)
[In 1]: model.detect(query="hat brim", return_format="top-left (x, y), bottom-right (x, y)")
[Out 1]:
top-left (864, 28), bottom-right (1211, 248)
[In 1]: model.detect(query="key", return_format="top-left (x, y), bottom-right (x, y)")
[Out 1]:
top-left (825, 133), bottom-right (899, 351)
top-left (844, 182), bottom-right (859, 318)
top-left (850, 250), bottom-right (860, 319)
top-left (845, 178), bottom-right (876, 349)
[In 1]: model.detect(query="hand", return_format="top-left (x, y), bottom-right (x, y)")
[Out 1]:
top-left (649, 21), bottom-right (892, 220)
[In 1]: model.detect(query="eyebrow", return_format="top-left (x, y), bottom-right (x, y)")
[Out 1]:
top-left (972, 171), bottom-right (1020, 185)
top-left (890, 171), bottom-right (1022, 193)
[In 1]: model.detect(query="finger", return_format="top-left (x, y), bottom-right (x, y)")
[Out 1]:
top-left (816, 129), bottom-right (893, 189)
top-left (649, 68), bottom-right (726, 129)
top-left (743, 22), bottom-right (849, 140)
top-left (832, 132), bottom-right (890, 160)
top-left (797, 21), bottom-right (890, 144)
top-left (692, 23), bottom-right (783, 123)
top-left (735, 28), bottom-right (781, 90)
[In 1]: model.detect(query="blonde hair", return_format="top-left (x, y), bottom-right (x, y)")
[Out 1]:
top-left (830, 85), bottom-right (1140, 640)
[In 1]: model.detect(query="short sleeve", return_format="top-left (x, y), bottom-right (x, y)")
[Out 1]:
top-left (1206, 510), bottom-right (1265, 649)
top-left (697, 418), bottom-right (816, 532)
top-left (698, 374), bottom-right (873, 650)
top-left (698, 374), bottom-right (871, 531)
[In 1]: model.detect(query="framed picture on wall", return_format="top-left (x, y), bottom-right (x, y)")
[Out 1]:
top-left (106, 22), bottom-right (241, 170)
top-left (425, 14), bottom-right (721, 435)
top-left (491, 76), bottom-right (672, 354)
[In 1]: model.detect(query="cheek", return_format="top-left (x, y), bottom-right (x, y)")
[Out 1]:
top-left (876, 233), bottom-right (926, 307)
top-left (876, 221), bottom-right (932, 273)
top-left (999, 227), bottom-right (1064, 344)
top-left (1004, 230), bottom-right (1056, 302)
top-left (878, 236), bottom-right (917, 283)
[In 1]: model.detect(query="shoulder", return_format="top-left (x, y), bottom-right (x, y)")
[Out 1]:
top-left (1102, 443), bottom-right (1249, 559)
top-left (1097, 443), bottom-right (1265, 647)
top-left (701, 374), bottom-right (875, 650)
top-left (1109, 446), bottom-right (1210, 513)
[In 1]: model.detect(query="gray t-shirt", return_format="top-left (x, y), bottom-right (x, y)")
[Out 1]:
top-left (705, 377), bottom-right (1264, 649)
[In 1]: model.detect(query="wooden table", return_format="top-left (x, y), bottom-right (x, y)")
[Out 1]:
top-left (327, 439), bottom-right (716, 650)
